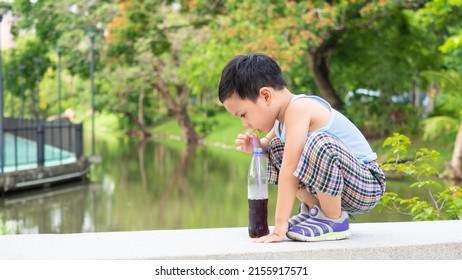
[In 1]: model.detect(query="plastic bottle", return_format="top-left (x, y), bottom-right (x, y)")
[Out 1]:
top-left (248, 146), bottom-right (269, 238)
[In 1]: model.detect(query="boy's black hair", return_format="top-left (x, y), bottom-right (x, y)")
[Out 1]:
top-left (218, 53), bottom-right (287, 103)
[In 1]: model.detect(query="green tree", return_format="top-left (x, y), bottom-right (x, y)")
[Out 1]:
top-left (417, 0), bottom-right (462, 179)
top-left (98, 65), bottom-right (156, 137)
top-left (9, 0), bottom-right (118, 120)
top-left (4, 34), bottom-right (51, 119)
top-left (104, 0), bottom-right (211, 142)
top-left (204, 0), bottom-right (434, 110)
top-left (380, 133), bottom-right (462, 220)
top-left (11, 0), bottom-right (118, 76)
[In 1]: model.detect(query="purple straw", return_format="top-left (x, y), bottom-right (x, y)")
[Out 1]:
top-left (252, 135), bottom-right (258, 152)
top-left (252, 135), bottom-right (264, 198)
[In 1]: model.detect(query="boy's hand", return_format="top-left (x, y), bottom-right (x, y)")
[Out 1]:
top-left (235, 132), bottom-right (259, 153)
top-left (253, 229), bottom-right (286, 243)
top-left (253, 225), bottom-right (287, 243)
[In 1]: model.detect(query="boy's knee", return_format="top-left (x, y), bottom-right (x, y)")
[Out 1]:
top-left (266, 137), bottom-right (284, 179)
top-left (268, 137), bottom-right (283, 149)
top-left (267, 138), bottom-right (284, 158)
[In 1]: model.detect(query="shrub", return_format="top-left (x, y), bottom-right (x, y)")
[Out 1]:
top-left (378, 133), bottom-right (462, 220)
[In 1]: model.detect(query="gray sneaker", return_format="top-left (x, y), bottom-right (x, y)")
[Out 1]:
top-left (287, 205), bottom-right (351, 242)
top-left (288, 203), bottom-right (310, 229)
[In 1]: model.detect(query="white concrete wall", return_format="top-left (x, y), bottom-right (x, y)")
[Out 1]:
top-left (1, 220), bottom-right (461, 259)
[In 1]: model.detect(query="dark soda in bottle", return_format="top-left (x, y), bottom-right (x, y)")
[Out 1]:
top-left (248, 198), bottom-right (269, 238)
top-left (248, 146), bottom-right (269, 238)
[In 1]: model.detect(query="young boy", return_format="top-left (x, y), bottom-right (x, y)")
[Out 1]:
top-left (218, 53), bottom-right (386, 243)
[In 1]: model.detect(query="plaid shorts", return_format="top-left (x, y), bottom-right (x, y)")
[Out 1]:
top-left (267, 132), bottom-right (386, 214)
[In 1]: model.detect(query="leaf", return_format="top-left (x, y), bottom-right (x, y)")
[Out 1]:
top-left (453, 198), bottom-right (462, 207)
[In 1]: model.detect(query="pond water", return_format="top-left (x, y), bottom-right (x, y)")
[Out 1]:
top-left (0, 137), bottom-right (430, 234)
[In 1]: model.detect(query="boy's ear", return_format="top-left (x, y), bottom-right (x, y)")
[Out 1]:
top-left (259, 87), bottom-right (273, 105)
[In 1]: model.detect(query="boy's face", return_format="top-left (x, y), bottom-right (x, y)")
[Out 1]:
top-left (223, 91), bottom-right (274, 133)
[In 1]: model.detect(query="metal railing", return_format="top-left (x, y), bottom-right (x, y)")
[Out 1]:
top-left (1, 118), bottom-right (83, 173)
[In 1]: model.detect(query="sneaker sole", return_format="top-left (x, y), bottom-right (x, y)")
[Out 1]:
top-left (286, 229), bottom-right (352, 242)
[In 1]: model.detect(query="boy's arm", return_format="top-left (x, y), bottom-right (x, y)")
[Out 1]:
top-left (255, 103), bottom-right (311, 243)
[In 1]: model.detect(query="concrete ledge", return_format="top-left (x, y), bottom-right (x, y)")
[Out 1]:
top-left (1, 220), bottom-right (461, 260)
top-left (0, 159), bottom-right (90, 192)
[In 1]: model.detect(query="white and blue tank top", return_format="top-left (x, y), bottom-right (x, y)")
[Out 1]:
top-left (274, 94), bottom-right (377, 163)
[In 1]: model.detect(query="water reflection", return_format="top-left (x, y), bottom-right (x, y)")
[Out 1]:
top-left (1, 184), bottom-right (89, 233)
top-left (1, 138), bottom-right (421, 234)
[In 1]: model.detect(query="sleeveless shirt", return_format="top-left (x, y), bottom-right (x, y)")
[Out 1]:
top-left (274, 94), bottom-right (377, 163)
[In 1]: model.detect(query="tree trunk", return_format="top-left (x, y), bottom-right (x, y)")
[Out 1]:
top-left (125, 111), bottom-right (152, 138)
top-left (449, 122), bottom-right (462, 180)
top-left (168, 102), bottom-right (199, 144)
top-left (152, 60), bottom-right (199, 144)
top-left (307, 47), bottom-right (343, 110)
top-left (125, 85), bottom-right (152, 138)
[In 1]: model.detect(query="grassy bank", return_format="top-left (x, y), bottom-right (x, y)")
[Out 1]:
top-left (152, 111), bottom-right (244, 148)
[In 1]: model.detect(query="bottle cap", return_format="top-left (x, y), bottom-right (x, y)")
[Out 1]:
top-left (252, 147), bottom-right (263, 155)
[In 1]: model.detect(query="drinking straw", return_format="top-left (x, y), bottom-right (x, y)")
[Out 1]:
top-left (252, 135), bottom-right (264, 198)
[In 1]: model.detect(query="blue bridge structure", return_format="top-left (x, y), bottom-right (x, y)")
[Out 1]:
top-left (0, 117), bottom-right (89, 193)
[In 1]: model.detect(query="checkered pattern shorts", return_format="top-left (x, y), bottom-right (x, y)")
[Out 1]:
top-left (267, 132), bottom-right (386, 214)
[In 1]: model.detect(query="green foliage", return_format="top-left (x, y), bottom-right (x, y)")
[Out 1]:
top-left (421, 70), bottom-right (462, 111)
top-left (1, 218), bottom-right (12, 235)
top-left (12, 0), bottom-right (118, 77)
top-left (3, 34), bottom-right (95, 120)
top-left (3, 34), bottom-right (53, 119)
top-left (5, 0), bottom-right (461, 142)
top-left (418, 0), bottom-right (462, 75)
top-left (105, 0), bottom-right (172, 63)
top-left (333, 8), bottom-right (438, 96)
top-left (418, 0), bottom-right (462, 50)
top-left (421, 116), bottom-right (459, 141)
top-left (4, 34), bottom-right (51, 95)
top-left (344, 94), bottom-right (421, 138)
top-left (420, 70), bottom-right (462, 141)
top-left (206, 1), bottom-right (439, 101)
top-left (378, 133), bottom-right (462, 220)
top-left (97, 65), bottom-right (160, 130)
top-left (190, 104), bottom-right (220, 137)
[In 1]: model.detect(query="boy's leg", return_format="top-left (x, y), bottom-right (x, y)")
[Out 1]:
top-left (316, 192), bottom-right (342, 219)
top-left (267, 138), bottom-right (314, 227)
top-left (296, 188), bottom-right (319, 208)
top-left (266, 137), bottom-right (284, 186)
top-left (287, 131), bottom-right (373, 241)
top-left (268, 137), bottom-right (318, 205)
top-left (287, 189), bottom-right (319, 228)
top-left (288, 189), bottom-right (350, 242)
top-left (294, 131), bottom-right (385, 214)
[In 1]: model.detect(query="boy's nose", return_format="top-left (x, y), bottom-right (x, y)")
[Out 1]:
top-left (242, 120), bottom-right (251, 128)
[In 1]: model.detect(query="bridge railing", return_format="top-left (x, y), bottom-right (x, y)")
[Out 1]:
top-left (1, 118), bottom-right (83, 173)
